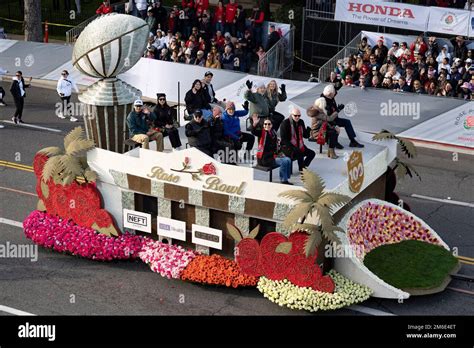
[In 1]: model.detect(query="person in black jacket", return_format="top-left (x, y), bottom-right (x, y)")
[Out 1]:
top-left (10, 71), bottom-right (32, 124)
top-left (185, 110), bottom-right (213, 156)
top-left (0, 86), bottom-right (6, 106)
top-left (210, 106), bottom-right (235, 163)
top-left (252, 115), bottom-right (293, 184)
top-left (280, 107), bottom-right (315, 172)
top-left (185, 79), bottom-right (212, 120)
top-left (152, 93), bottom-right (182, 150)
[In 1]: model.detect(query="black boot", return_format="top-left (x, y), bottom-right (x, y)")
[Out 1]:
top-left (349, 140), bottom-right (364, 148)
top-left (335, 142), bottom-right (344, 149)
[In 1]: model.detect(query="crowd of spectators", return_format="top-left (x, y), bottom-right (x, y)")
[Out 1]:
top-left (328, 35), bottom-right (474, 100)
top-left (101, 0), bottom-right (282, 73)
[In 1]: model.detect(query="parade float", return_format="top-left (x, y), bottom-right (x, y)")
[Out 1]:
top-left (23, 13), bottom-right (460, 313)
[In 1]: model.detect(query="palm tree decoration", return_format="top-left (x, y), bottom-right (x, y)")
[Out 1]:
top-left (372, 129), bottom-right (421, 180)
top-left (279, 169), bottom-right (351, 257)
top-left (39, 127), bottom-right (97, 185)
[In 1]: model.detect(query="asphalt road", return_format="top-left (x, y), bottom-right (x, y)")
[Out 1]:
top-left (0, 82), bottom-right (473, 316)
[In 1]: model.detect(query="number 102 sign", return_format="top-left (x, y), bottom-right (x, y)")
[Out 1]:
top-left (347, 151), bottom-right (364, 193)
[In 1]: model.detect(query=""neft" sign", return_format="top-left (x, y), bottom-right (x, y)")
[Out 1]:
top-left (123, 209), bottom-right (152, 233)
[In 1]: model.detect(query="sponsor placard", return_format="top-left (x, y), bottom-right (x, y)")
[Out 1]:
top-left (157, 217), bottom-right (186, 241)
top-left (123, 209), bottom-right (152, 233)
top-left (335, 0), bottom-right (429, 32)
top-left (347, 151), bottom-right (364, 193)
top-left (192, 224), bottom-right (222, 250)
top-left (427, 7), bottom-right (470, 36)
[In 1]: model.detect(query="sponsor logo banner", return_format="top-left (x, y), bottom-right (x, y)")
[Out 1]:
top-left (157, 217), bottom-right (186, 241)
top-left (192, 224), bottom-right (222, 250)
top-left (335, 0), bottom-right (429, 32)
top-left (427, 7), bottom-right (470, 36)
top-left (123, 209), bottom-right (152, 233)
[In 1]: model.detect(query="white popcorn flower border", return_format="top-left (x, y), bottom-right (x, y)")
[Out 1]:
top-left (257, 271), bottom-right (373, 312)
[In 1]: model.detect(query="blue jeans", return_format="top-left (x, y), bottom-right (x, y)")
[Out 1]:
top-left (275, 156), bottom-right (292, 182)
top-left (215, 22), bottom-right (224, 34)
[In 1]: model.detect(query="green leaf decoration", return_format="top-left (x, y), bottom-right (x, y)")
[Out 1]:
top-left (283, 202), bottom-right (312, 227)
top-left (372, 129), bottom-right (397, 141)
top-left (40, 180), bottom-right (49, 199)
top-left (304, 230), bottom-right (322, 257)
top-left (322, 228), bottom-right (341, 244)
top-left (278, 189), bottom-right (313, 203)
top-left (65, 138), bottom-right (95, 157)
top-left (83, 169), bottom-right (98, 182)
top-left (395, 161), bottom-right (421, 181)
top-left (275, 242), bottom-right (292, 254)
top-left (36, 199), bottom-right (46, 211)
top-left (42, 156), bottom-right (63, 183)
top-left (63, 127), bottom-right (85, 150)
top-left (226, 222), bottom-right (243, 242)
top-left (292, 223), bottom-right (318, 234)
top-left (301, 168), bottom-right (325, 201)
top-left (58, 156), bottom-right (83, 178)
top-left (398, 138), bottom-right (417, 159)
top-left (248, 224), bottom-right (260, 239)
top-left (318, 192), bottom-right (351, 211)
top-left (92, 223), bottom-right (119, 237)
top-left (38, 146), bottom-right (63, 157)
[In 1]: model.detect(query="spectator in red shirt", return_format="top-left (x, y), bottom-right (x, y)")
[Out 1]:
top-left (96, 1), bottom-right (113, 15)
top-left (225, 0), bottom-right (238, 37)
top-left (182, 0), bottom-right (195, 9)
top-left (213, 1), bottom-right (225, 34)
top-left (195, 0), bottom-right (209, 13)
top-left (250, 4), bottom-right (264, 48)
top-left (214, 30), bottom-right (225, 51)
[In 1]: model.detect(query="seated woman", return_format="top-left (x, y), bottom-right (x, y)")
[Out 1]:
top-left (251, 114), bottom-right (293, 185)
top-left (152, 93), bottom-right (182, 151)
top-left (184, 79), bottom-right (212, 120)
top-left (265, 80), bottom-right (286, 132)
top-left (307, 97), bottom-right (341, 159)
top-left (185, 110), bottom-right (213, 156)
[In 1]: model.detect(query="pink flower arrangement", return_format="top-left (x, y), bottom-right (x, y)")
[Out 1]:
top-left (347, 201), bottom-right (441, 258)
top-left (24, 210), bottom-right (145, 261)
top-left (139, 239), bottom-right (197, 279)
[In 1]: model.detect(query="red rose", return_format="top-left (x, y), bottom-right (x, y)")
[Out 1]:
top-left (202, 163), bottom-right (217, 175)
top-left (184, 157), bottom-right (190, 165)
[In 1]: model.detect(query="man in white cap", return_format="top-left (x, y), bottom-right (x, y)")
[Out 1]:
top-left (126, 99), bottom-right (164, 151)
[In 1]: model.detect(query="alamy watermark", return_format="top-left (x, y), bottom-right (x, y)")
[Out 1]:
top-left (380, 99), bottom-right (420, 120)
top-left (213, 148), bottom-right (258, 166)
top-left (0, 242), bottom-right (38, 262)
top-left (324, 242), bottom-right (365, 259)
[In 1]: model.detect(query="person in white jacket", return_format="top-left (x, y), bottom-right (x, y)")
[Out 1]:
top-left (56, 70), bottom-right (79, 122)
top-left (135, 0), bottom-right (148, 19)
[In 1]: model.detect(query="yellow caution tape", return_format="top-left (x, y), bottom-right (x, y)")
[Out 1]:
top-left (0, 16), bottom-right (75, 28)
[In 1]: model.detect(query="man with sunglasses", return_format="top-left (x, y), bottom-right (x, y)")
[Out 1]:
top-left (56, 70), bottom-right (79, 122)
top-left (185, 110), bottom-right (213, 157)
top-left (10, 71), bottom-right (32, 124)
top-left (280, 107), bottom-right (315, 173)
top-left (127, 99), bottom-right (164, 151)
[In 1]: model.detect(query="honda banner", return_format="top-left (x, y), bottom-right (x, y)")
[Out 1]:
top-left (335, 0), bottom-right (429, 32)
top-left (427, 7), bottom-right (470, 36)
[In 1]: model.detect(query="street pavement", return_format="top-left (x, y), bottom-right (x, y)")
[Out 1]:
top-left (0, 82), bottom-right (473, 316)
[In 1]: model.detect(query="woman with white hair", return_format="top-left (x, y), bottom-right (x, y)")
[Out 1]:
top-left (265, 80), bottom-right (286, 132)
top-left (307, 96), bottom-right (340, 159)
top-left (320, 84), bottom-right (364, 149)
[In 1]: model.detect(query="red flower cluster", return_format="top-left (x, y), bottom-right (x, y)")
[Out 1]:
top-left (24, 210), bottom-right (144, 261)
top-left (236, 232), bottom-right (335, 293)
top-left (201, 162), bottom-right (217, 175)
top-left (180, 254), bottom-right (259, 288)
top-left (33, 153), bottom-right (118, 235)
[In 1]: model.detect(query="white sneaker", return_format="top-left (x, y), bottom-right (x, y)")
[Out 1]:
top-left (0, 102), bottom-right (6, 106)
top-left (70, 117), bottom-right (78, 122)
top-left (58, 113), bottom-right (66, 119)
top-left (0, 124), bottom-right (4, 128)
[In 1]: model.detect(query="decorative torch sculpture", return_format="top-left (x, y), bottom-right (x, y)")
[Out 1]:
top-left (72, 13), bottom-right (149, 153)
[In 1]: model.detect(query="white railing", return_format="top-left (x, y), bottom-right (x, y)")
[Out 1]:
top-left (257, 26), bottom-right (295, 78)
top-left (66, 14), bottom-right (99, 43)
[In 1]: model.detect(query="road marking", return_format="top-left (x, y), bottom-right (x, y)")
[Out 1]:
top-left (0, 160), bottom-right (34, 170)
top-left (348, 305), bottom-right (396, 316)
top-left (411, 194), bottom-right (474, 208)
top-left (0, 163), bottom-right (34, 172)
top-left (0, 217), bottom-right (24, 228)
top-left (0, 186), bottom-right (37, 197)
top-left (1, 120), bottom-right (62, 133)
top-left (0, 305), bottom-right (36, 316)
top-left (447, 287), bottom-right (474, 296)
top-left (458, 255), bottom-right (474, 262)
top-left (460, 260), bottom-right (474, 265)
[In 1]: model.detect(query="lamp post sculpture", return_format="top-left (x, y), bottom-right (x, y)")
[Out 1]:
top-left (73, 13), bottom-right (149, 153)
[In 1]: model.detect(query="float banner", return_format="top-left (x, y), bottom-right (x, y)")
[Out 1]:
top-left (123, 209), bottom-right (152, 233)
top-left (335, 0), bottom-right (429, 32)
top-left (157, 217), bottom-right (186, 242)
top-left (427, 7), bottom-right (470, 36)
top-left (192, 224), bottom-right (222, 250)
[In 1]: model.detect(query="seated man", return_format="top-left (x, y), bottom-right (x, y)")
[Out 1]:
top-left (185, 79), bottom-right (212, 120)
top-left (185, 110), bottom-right (213, 156)
top-left (321, 84), bottom-right (364, 148)
top-left (152, 93), bottom-right (182, 150)
top-left (221, 101), bottom-right (254, 159)
top-left (201, 71), bottom-right (224, 109)
top-left (209, 106), bottom-right (235, 163)
top-left (280, 107), bottom-right (315, 172)
top-left (126, 99), bottom-right (164, 151)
